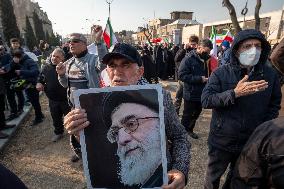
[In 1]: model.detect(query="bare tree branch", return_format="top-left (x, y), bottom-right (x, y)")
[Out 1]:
top-left (222, 0), bottom-right (242, 33)
top-left (255, 0), bottom-right (262, 31)
top-left (143, 25), bottom-right (153, 46)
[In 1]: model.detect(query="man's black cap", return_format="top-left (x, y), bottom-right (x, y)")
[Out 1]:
top-left (102, 89), bottom-right (159, 128)
top-left (102, 43), bottom-right (142, 66)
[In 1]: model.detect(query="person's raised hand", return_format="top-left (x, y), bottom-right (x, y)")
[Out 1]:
top-left (56, 62), bottom-right (66, 76)
top-left (64, 108), bottom-right (90, 140)
top-left (234, 75), bottom-right (268, 98)
top-left (91, 25), bottom-right (103, 43)
top-left (162, 169), bottom-right (185, 189)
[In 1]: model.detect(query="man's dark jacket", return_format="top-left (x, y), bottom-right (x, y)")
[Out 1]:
top-left (201, 29), bottom-right (282, 153)
top-left (231, 118), bottom-right (284, 189)
top-left (0, 53), bottom-right (12, 82)
top-left (0, 53), bottom-right (12, 94)
top-left (10, 54), bottom-right (39, 84)
top-left (178, 50), bottom-right (208, 102)
top-left (38, 58), bottom-right (68, 101)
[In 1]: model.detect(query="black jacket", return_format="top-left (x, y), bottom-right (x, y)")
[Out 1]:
top-left (10, 54), bottom-right (39, 84)
top-left (0, 53), bottom-right (12, 94)
top-left (0, 164), bottom-right (27, 189)
top-left (231, 118), bottom-right (284, 189)
top-left (38, 59), bottom-right (68, 101)
top-left (178, 50), bottom-right (208, 101)
top-left (201, 29), bottom-right (282, 153)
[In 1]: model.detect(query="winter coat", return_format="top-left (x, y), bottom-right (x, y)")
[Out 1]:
top-left (231, 118), bottom-right (284, 189)
top-left (142, 53), bottom-right (155, 80)
top-left (219, 48), bottom-right (231, 66)
top-left (201, 29), bottom-right (282, 153)
top-left (10, 54), bottom-right (39, 84)
top-left (0, 53), bottom-right (12, 82)
top-left (209, 56), bottom-right (218, 73)
top-left (0, 75), bottom-right (4, 95)
top-left (178, 50), bottom-right (208, 102)
top-left (38, 58), bottom-right (68, 101)
top-left (0, 54), bottom-right (12, 94)
top-left (270, 38), bottom-right (284, 74)
top-left (174, 49), bottom-right (186, 63)
top-left (270, 38), bottom-right (284, 86)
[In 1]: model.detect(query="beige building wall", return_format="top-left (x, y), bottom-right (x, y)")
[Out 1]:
top-left (148, 18), bottom-right (173, 38)
top-left (182, 24), bottom-right (203, 44)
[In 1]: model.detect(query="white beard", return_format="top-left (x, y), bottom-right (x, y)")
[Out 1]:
top-left (117, 125), bottom-right (161, 186)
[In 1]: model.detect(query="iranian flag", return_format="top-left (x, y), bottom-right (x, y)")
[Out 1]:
top-left (103, 17), bottom-right (118, 48)
top-left (210, 26), bottom-right (218, 58)
top-left (215, 30), bottom-right (234, 45)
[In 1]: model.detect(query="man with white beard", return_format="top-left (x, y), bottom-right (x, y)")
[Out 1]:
top-left (64, 43), bottom-right (190, 189)
top-left (104, 91), bottom-right (162, 187)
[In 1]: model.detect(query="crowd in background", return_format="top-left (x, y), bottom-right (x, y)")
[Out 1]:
top-left (1, 26), bottom-right (284, 189)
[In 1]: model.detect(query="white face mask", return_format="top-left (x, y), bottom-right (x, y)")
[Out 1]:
top-left (238, 47), bottom-right (261, 67)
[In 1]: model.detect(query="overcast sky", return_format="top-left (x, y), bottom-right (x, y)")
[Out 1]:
top-left (34, 0), bottom-right (284, 36)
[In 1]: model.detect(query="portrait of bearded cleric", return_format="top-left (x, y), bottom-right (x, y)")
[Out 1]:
top-left (74, 85), bottom-right (167, 189)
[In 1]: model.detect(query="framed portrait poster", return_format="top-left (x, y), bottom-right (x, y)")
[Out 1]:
top-left (74, 84), bottom-right (168, 189)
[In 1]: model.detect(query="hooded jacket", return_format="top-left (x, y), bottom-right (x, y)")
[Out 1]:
top-left (201, 29), bottom-right (282, 153)
top-left (231, 118), bottom-right (284, 189)
top-left (10, 54), bottom-right (39, 84)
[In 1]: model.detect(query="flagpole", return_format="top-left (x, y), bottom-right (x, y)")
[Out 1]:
top-left (106, 0), bottom-right (114, 19)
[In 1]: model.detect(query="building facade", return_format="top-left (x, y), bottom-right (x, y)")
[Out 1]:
top-left (0, 0), bottom-right (54, 44)
top-left (11, 0), bottom-right (53, 37)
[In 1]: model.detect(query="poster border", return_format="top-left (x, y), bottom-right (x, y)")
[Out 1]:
top-left (74, 84), bottom-right (168, 189)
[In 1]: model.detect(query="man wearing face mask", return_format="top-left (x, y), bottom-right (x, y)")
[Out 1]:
top-left (201, 29), bottom-right (282, 189)
top-left (174, 35), bottom-right (199, 115)
top-left (178, 39), bottom-right (213, 139)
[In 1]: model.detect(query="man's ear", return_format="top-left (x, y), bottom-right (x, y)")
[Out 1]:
top-left (137, 66), bottom-right (144, 78)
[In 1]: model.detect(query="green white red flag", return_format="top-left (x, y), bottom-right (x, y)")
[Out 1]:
top-left (210, 26), bottom-right (218, 57)
top-left (103, 17), bottom-right (118, 48)
top-left (215, 30), bottom-right (234, 45)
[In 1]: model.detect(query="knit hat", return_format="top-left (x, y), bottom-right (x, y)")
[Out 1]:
top-left (221, 40), bottom-right (230, 48)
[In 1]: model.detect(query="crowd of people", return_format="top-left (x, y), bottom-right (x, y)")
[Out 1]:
top-left (0, 25), bottom-right (284, 189)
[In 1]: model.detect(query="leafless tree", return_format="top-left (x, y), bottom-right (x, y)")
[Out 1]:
top-left (222, 0), bottom-right (242, 33)
top-left (222, 0), bottom-right (262, 33)
top-left (255, 0), bottom-right (262, 30)
top-left (142, 25), bottom-right (153, 46)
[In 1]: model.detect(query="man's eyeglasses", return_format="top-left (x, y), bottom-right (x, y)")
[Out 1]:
top-left (107, 116), bottom-right (159, 143)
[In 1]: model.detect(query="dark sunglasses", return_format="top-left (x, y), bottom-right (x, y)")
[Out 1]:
top-left (67, 39), bottom-right (82, 43)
